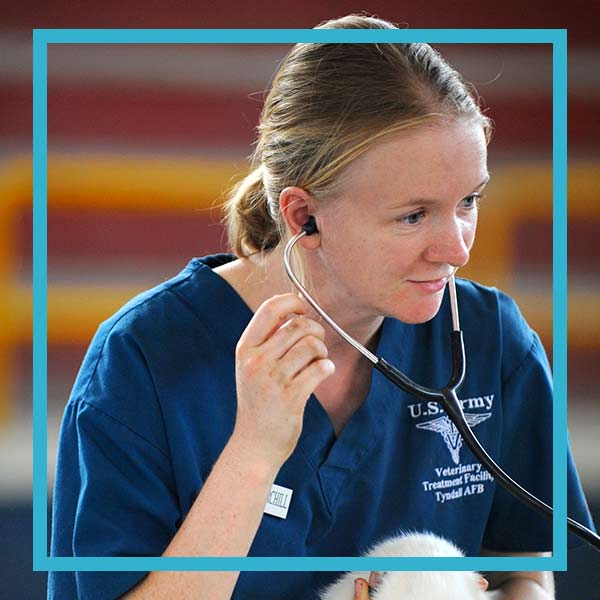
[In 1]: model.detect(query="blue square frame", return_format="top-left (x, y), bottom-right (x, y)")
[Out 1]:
top-left (33, 28), bottom-right (567, 573)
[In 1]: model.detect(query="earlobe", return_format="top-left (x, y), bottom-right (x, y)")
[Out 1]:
top-left (279, 186), bottom-right (321, 249)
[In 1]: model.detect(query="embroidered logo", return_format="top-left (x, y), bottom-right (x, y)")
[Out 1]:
top-left (416, 413), bottom-right (492, 464)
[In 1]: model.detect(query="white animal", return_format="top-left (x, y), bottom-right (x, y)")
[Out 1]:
top-left (318, 532), bottom-right (496, 600)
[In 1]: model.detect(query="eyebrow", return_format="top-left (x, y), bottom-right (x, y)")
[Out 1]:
top-left (473, 174), bottom-right (491, 191)
top-left (388, 175), bottom-right (491, 209)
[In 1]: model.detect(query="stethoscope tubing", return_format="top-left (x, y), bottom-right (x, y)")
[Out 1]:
top-left (284, 228), bottom-right (600, 552)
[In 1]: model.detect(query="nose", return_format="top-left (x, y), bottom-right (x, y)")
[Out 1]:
top-left (424, 217), bottom-right (472, 268)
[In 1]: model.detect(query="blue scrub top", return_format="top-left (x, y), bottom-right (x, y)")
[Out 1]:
top-left (49, 255), bottom-right (596, 600)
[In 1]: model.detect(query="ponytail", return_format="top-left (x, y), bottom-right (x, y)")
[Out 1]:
top-left (223, 166), bottom-right (281, 257)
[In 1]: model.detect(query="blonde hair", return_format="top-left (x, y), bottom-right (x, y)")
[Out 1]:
top-left (223, 13), bottom-right (492, 257)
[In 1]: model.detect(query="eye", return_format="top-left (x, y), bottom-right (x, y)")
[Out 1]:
top-left (461, 194), bottom-right (483, 209)
top-left (399, 209), bottom-right (426, 225)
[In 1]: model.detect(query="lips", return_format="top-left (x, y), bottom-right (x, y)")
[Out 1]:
top-left (408, 277), bottom-right (449, 294)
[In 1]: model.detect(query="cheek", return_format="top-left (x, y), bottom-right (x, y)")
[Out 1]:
top-left (351, 236), bottom-right (381, 268)
top-left (463, 216), bottom-right (478, 249)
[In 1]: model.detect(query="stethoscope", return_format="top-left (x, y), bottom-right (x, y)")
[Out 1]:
top-left (284, 216), bottom-right (600, 552)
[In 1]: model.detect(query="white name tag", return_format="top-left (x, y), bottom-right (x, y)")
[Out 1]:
top-left (264, 484), bottom-right (293, 519)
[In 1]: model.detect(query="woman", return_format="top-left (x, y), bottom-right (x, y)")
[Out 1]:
top-left (49, 14), bottom-right (594, 600)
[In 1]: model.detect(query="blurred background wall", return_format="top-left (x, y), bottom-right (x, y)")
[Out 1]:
top-left (0, 1), bottom-right (598, 598)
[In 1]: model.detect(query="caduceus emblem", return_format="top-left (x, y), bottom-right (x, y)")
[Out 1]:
top-left (416, 413), bottom-right (492, 465)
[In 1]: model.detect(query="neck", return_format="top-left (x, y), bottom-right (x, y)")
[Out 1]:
top-left (245, 246), bottom-right (384, 361)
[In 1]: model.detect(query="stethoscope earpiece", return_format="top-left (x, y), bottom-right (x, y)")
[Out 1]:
top-left (302, 216), bottom-right (319, 236)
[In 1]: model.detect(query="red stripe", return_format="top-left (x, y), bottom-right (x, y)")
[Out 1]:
top-left (508, 220), bottom-right (600, 272)
top-left (2, 83), bottom-right (598, 149)
top-left (3, 0), bottom-right (599, 45)
top-left (17, 209), bottom-right (228, 262)
top-left (46, 85), bottom-right (261, 147)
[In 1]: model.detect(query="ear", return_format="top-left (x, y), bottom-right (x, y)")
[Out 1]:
top-left (279, 186), bottom-right (320, 249)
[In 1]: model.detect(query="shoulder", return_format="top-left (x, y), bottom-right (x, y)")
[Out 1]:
top-left (67, 256), bottom-right (236, 424)
top-left (455, 277), bottom-right (524, 321)
top-left (75, 259), bottom-right (200, 382)
top-left (96, 255), bottom-right (229, 335)
top-left (91, 253), bottom-right (237, 351)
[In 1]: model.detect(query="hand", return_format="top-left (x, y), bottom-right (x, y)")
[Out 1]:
top-left (232, 293), bottom-right (335, 469)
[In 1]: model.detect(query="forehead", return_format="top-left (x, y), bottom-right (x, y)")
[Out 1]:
top-left (334, 119), bottom-right (489, 204)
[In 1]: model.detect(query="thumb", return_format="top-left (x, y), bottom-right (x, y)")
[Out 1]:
top-left (354, 577), bottom-right (370, 600)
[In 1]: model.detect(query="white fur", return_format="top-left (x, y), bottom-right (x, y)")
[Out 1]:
top-left (318, 532), bottom-right (497, 600)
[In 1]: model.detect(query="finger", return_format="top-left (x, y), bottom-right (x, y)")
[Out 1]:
top-left (354, 577), bottom-right (371, 600)
top-left (261, 316), bottom-right (326, 361)
top-left (278, 335), bottom-right (329, 381)
top-left (368, 571), bottom-right (381, 589)
top-left (290, 358), bottom-right (335, 410)
top-left (238, 294), bottom-right (308, 349)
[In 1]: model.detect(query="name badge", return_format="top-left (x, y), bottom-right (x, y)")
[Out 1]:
top-left (264, 483), bottom-right (293, 519)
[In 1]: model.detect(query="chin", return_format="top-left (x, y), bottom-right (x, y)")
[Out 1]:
top-left (387, 298), bottom-right (444, 325)
top-left (398, 312), bottom-right (439, 325)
